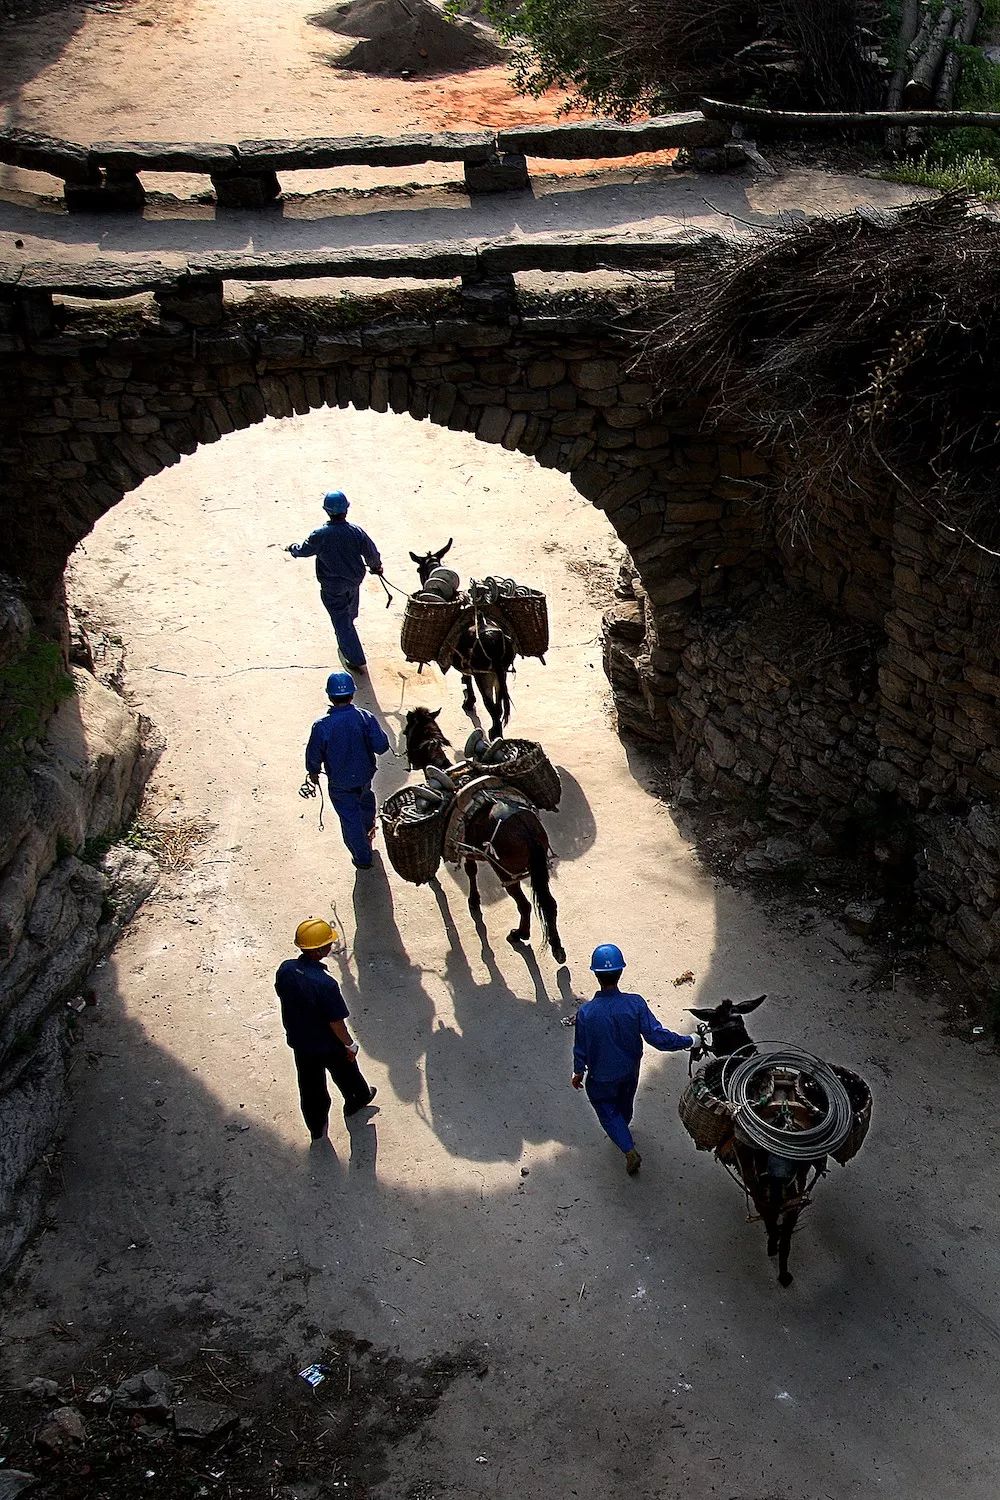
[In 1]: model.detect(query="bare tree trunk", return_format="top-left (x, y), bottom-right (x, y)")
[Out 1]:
top-left (887, 0), bottom-right (921, 110)
top-left (934, 1), bottom-right (982, 110)
top-left (905, 2), bottom-right (937, 67)
top-left (904, 4), bottom-right (958, 107)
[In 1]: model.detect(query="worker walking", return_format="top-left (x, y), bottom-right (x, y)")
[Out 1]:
top-left (572, 943), bottom-right (701, 1176)
top-left (275, 918), bottom-right (377, 1140)
top-left (287, 490), bottom-right (383, 671)
top-left (305, 671), bottom-right (390, 870)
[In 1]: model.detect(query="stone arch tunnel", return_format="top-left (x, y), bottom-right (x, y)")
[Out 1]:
top-left (4, 275), bottom-right (1000, 1271)
top-left (0, 288), bottom-right (757, 736)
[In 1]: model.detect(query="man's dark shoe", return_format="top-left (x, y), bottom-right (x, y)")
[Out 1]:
top-left (353, 858), bottom-right (373, 870)
top-left (310, 1123), bottom-right (329, 1143)
top-left (625, 1148), bottom-right (642, 1176)
top-left (344, 1086), bottom-right (378, 1119)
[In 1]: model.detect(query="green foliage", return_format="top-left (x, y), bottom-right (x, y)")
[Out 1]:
top-left (953, 42), bottom-right (1000, 110)
top-left (890, 149), bottom-right (1000, 196)
top-left (482, 0), bottom-right (653, 117)
top-left (901, 45), bottom-right (1000, 183)
top-left (79, 832), bottom-right (115, 868)
top-left (0, 635), bottom-right (75, 775)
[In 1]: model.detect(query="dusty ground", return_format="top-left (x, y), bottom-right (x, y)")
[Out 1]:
top-left (2, 410), bottom-right (1000, 1499)
top-left (0, 0), bottom-right (680, 192)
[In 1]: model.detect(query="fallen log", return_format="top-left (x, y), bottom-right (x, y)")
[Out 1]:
top-left (904, 4), bottom-right (958, 107)
top-left (887, 0), bottom-right (922, 111)
top-left (934, 1), bottom-right (982, 110)
top-left (904, 1), bottom-right (937, 68)
top-left (699, 97), bottom-right (1000, 129)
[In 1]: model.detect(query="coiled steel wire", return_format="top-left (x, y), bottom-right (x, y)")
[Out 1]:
top-left (719, 1043), bottom-right (855, 1160)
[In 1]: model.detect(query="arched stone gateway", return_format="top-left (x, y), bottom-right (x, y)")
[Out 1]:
top-left (0, 290), bottom-right (754, 733)
top-left (4, 278), bottom-right (1000, 1273)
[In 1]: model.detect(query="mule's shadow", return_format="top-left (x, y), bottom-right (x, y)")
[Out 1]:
top-left (422, 881), bottom-right (571, 1162)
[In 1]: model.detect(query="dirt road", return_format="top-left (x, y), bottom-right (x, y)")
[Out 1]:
top-left (4, 408), bottom-right (999, 1498)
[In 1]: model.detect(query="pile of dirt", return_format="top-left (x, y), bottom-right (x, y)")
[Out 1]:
top-left (312, 0), bottom-right (505, 75)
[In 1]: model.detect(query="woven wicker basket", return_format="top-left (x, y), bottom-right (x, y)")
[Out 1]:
top-left (379, 787), bottom-right (447, 884)
top-left (488, 590), bottom-right (549, 660)
top-left (830, 1065), bottom-right (873, 1165)
top-left (678, 1062), bottom-right (734, 1152)
top-left (401, 595), bottom-right (464, 665)
top-left (472, 738), bottom-right (561, 811)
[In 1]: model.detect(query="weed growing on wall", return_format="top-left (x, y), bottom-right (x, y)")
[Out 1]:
top-left (0, 634), bottom-right (74, 779)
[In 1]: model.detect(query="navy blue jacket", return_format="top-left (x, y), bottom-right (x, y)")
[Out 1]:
top-left (289, 519), bottom-right (382, 589)
top-left (573, 989), bottom-right (693, 1082)
top-left (275, 955), bottom-right (349, 1055)
top-left (306, 703), bottom-right (390, 790)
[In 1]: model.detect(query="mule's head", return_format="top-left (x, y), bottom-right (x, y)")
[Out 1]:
top-left (403, 706), bottom-right (450, 770)
top-left (688, 994), bottom-right (767, 1057)
top-left (408, 539), bottom-right (453, 587)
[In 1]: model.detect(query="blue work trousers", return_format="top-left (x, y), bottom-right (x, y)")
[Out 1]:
top-left (320, 583), bottom-right (365, 667)
top-left (585, 1069), bottom-right (640, 1154)
top-left (330, 784), bottom-right (376, 867)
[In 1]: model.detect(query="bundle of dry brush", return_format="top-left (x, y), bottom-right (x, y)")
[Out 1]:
top-left (641, 194), bottom-right (1000, 554)
top-left (596, 0), bottom-right (880, 111)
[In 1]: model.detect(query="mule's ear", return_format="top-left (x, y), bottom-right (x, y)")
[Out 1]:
top-left (687, 1007), bottom-right (715, 1021)
top-left (734, 994), bottom-right (767, 1014)
top-left (436, 538), bottom-right (453, 558)
top-left (431, 707), bottom-right (442, 719)
top-left (409, 550), bottom-right (423, 563)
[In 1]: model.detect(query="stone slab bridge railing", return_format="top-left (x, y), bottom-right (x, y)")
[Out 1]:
top-left (0, 227), bottom-right (721, 336)
top-left (0, 112), bottom-right (731, 212)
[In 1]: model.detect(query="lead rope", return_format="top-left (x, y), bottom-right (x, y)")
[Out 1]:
top-left (298, 777), bottom-right (326, 832)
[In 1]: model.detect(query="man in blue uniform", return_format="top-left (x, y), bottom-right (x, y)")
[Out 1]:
top-left (572, 943), bottom-right (701, 1176)
top-left (275, 917), bottom-right (376, 1139)
top-left (287, 490), bottom-right (383, 671)
top-left (305, 671), bottom-right (390, 870)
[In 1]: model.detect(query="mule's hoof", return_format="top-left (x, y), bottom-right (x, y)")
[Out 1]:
top-left (778, 1271), bottom-right (794, 1288)
top-left (507, 929), bottom-right (529, 947)
top-left (552, 945), bottom-right (567, 965)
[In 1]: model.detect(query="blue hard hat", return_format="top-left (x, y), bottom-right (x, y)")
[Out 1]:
top-left (590, 943), bottom-right (626, 973)
top-left (323, 490), bottom-right (349, 514)
top-left (326, 670), bottom-right (356, 699)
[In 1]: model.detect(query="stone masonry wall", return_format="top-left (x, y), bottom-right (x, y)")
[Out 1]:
top-left (607, 448), bottom-right (1000, 989)
top-left (0, 577), bottom-right (160, 1275)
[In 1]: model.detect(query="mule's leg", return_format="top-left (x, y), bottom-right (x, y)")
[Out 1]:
top-left (465, 856), bottom-right (482, 913)
top-left (461, 673), bottom-right (477, 717)
top-left (477, 672), bottom-right (504, 739)
top-left (536, 878), bottom-right (565, 964)
top-left (765, 1213), bottom-right (780, 1262)
top-left (505, 881), bottom-right (532, 945)
top-left (777, 1213), bottom-right (798, 1288)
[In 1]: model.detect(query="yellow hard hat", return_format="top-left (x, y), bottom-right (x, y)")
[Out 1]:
top-left (294, 918), bottom-right (336, 951)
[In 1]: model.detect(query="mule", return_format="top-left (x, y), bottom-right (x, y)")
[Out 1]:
top-left (693, 996), bottom-right (827, 1289)
top-left (409, 540), bottom-right (517, 739)
top-left (403, 706), bottom-right (565, 964)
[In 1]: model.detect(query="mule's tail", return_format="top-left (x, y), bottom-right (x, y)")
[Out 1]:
top-left (527, 832), bottom-right (562, 958)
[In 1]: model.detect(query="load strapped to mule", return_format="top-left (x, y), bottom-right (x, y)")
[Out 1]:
top-left (678, 1045), bottom-right (873, 1168)
top-left (401, 571), bottom-right (549, 670)
top-left (379, 730), bottom-right (561, 884)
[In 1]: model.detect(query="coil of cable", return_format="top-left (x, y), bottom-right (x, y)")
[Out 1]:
top-left (720, 1044), bottom-right (854, 1160)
